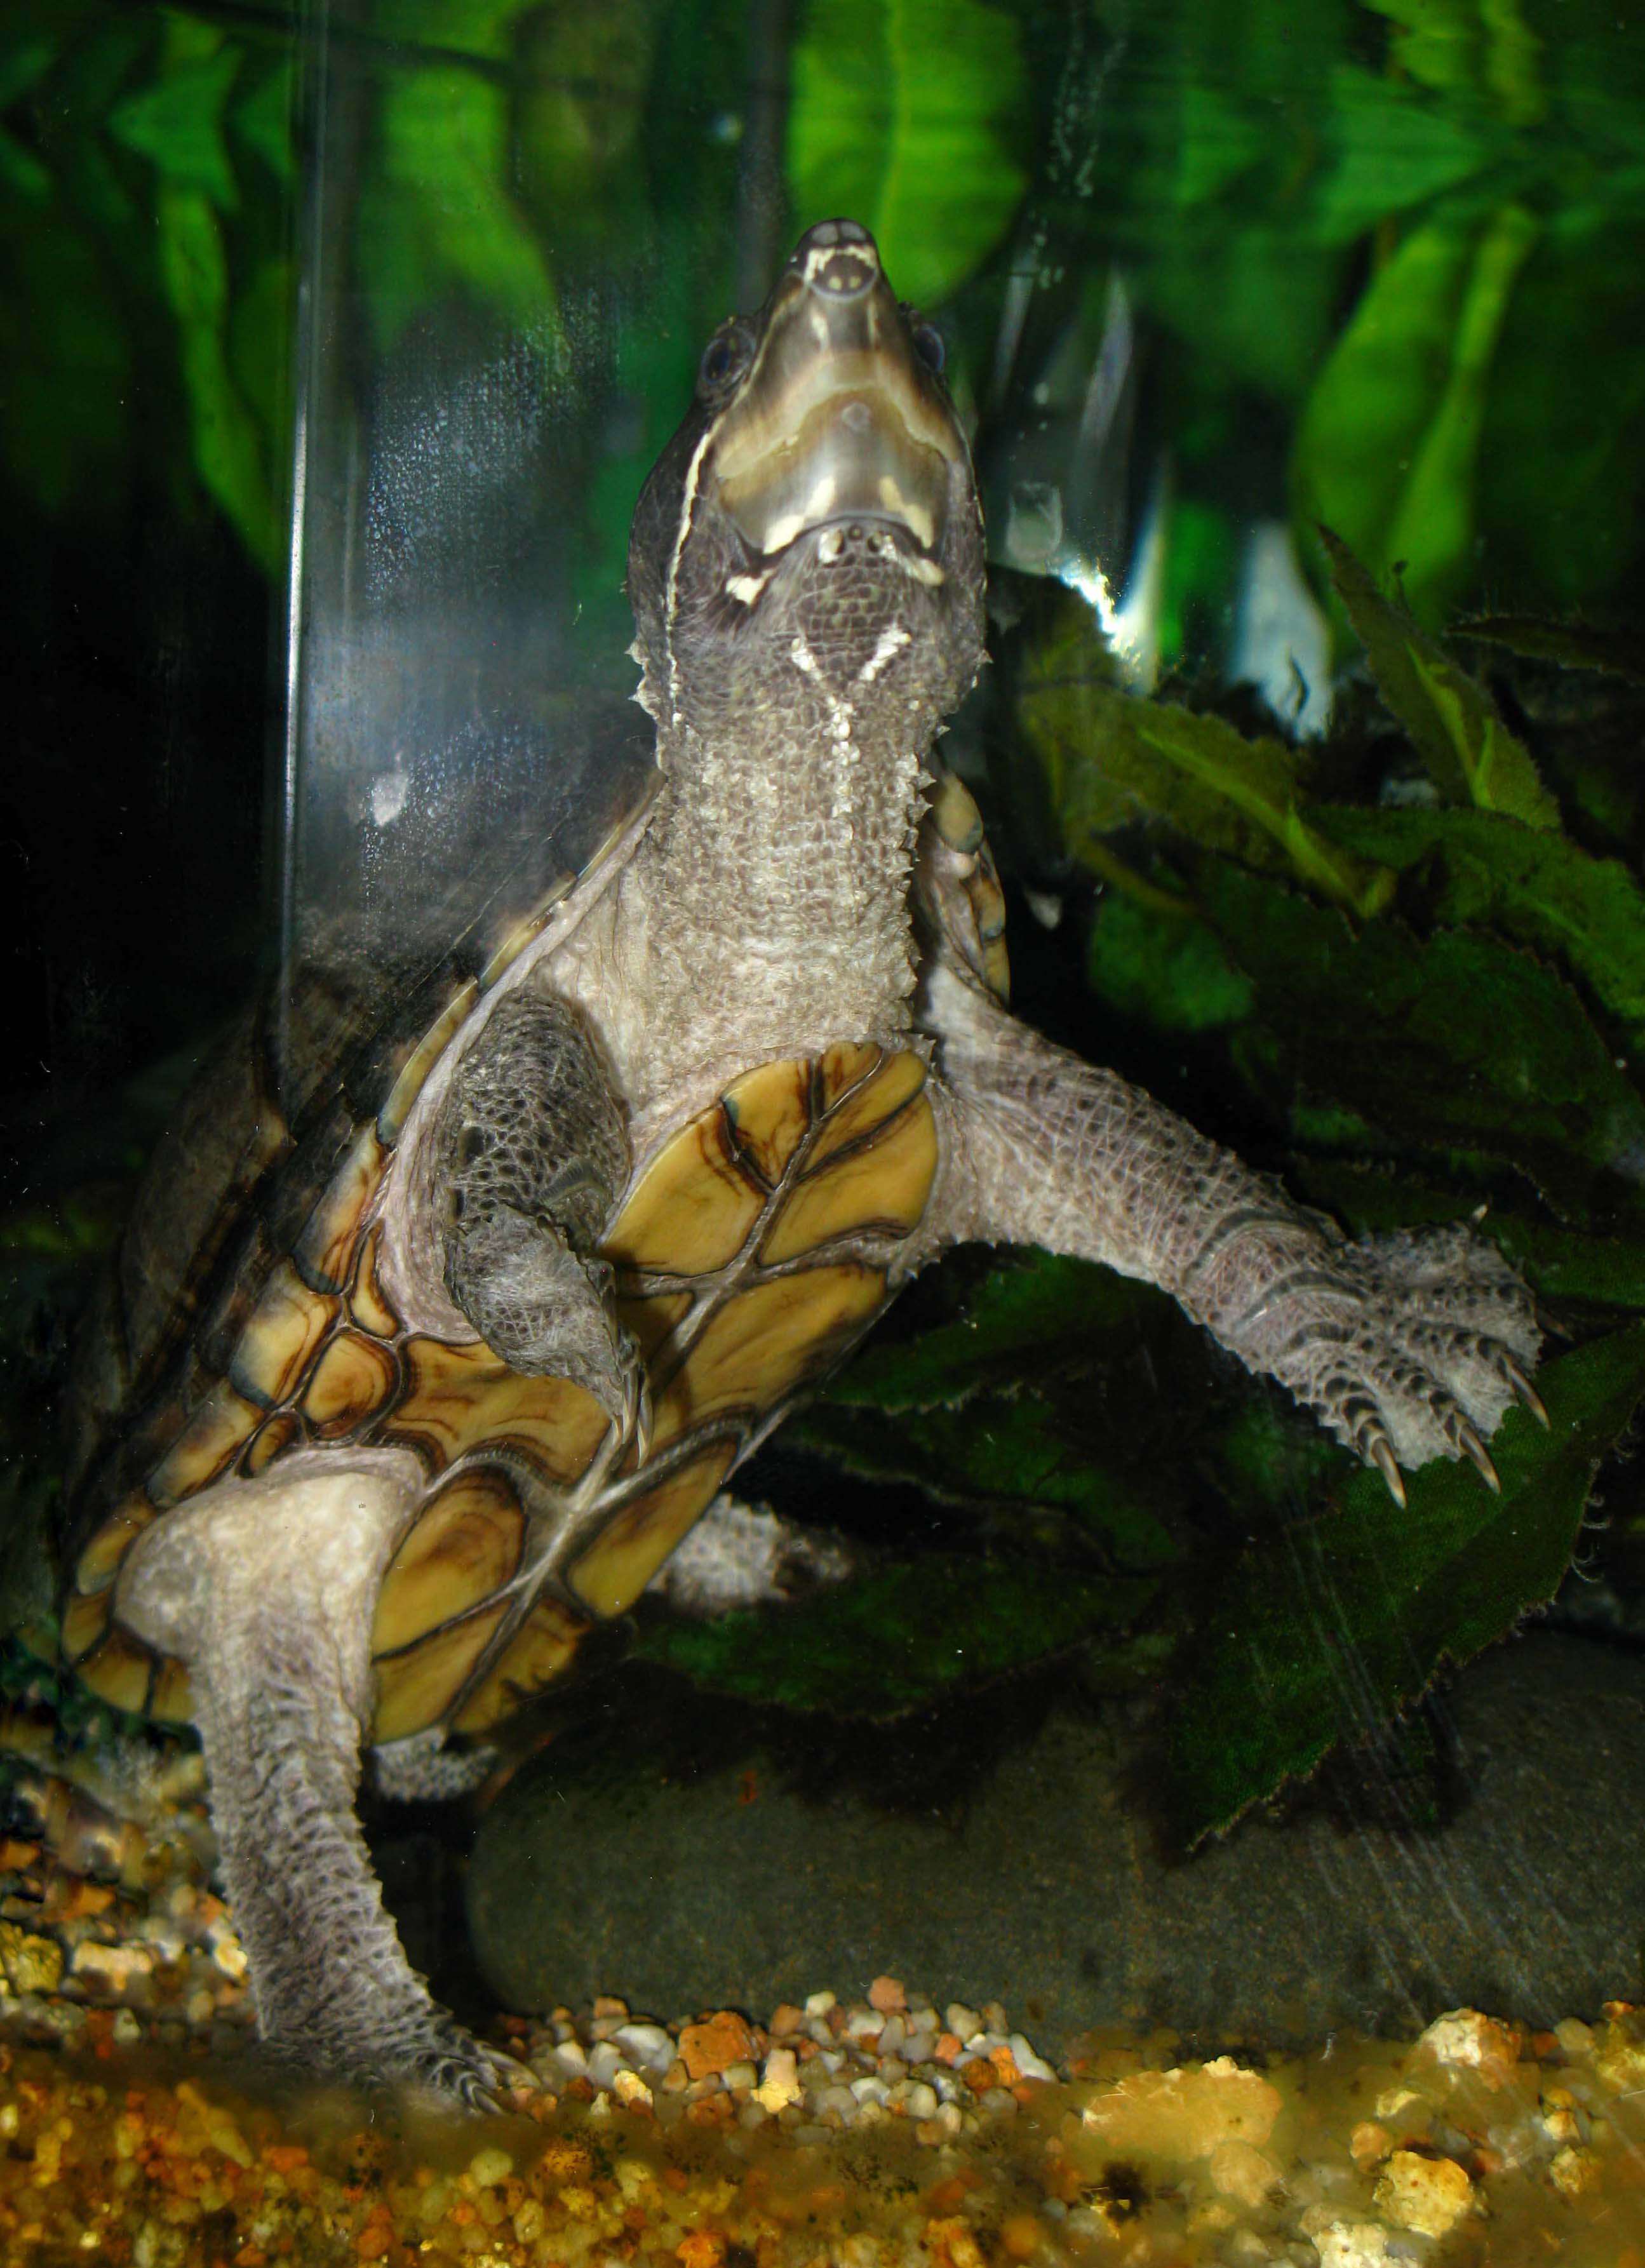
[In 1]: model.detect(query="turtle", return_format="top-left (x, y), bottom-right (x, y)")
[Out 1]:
top-left (60, 218), bottom-right (1545, 2108)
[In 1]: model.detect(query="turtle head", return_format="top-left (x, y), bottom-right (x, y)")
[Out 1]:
top-left (628, 220), bottom-right (986, 746)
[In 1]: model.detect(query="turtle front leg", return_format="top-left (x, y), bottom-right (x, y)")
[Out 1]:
top-left (924, 964), bottom-right (1543, 1492)
top-left (116, 1453), bottom-right (523, 2108)
top-left (440, 990), bottom-right (640, 1428)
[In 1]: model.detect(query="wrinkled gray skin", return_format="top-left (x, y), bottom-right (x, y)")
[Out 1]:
top-left (113, 222), bottom-right (1542, 2107)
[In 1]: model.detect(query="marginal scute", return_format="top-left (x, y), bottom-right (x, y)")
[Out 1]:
top-left (721, 1058), bottom-right (812, 1186)
top-left (377, 979), bottom-right (480, 1145)
top-left (148, 1654), bottom-right (194, 1725)
top-left (650, 1263), bottom-right (885, 1446)
top-left (60, 1588), bottom-right (110, 1668)
top-left (372, 1605), bottom-right (507, 1745)
top-left (762, 1092), bottom-right (937, 1263)
top-left (292, 1122), bottom-right (386, 1292)
top-left (372, 1470), bottom-right (526, 1658)
top-left (73, 1495), bottom-right (154, 1599)
top-left (602, 1110), bottom-right (762, 1275)
top-left (391, 1338), bottom-right (608, 1479)
top-left (930, 768), bottom-right (985, 856)
top-left (228, 1259), bottom-right (339, 1411)
top-left (77, 1630), bottom-right (155, 1716)
top-left (568, 1442), bottom-right (737, 1619)
top-left (349, 1223), bottom-right (401, 1339)
top-left (479, 905), bottom-right (554, 991)
top-left (807, 1048), bottom-right (927, 1169)
top-left (453, 1597), bottom-right (588, 1735)
top-left (147, 1379), bottom-right (263, 1508)
top-left (241, 1410), bottom-right (303, 1478)
top-left (302, 1329), bottom-right (399, 1440)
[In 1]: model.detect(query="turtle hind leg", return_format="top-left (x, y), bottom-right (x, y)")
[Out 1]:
top-left (117, 1453), bottom-right (523, 2109)
top-left (440, 990), bottom-right (638, 1422)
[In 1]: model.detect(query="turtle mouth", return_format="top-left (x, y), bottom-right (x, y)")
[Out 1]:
top-left (713, 375), bottom-right (955, 564)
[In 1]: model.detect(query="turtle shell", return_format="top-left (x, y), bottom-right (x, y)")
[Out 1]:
top-left (62, 907), bottom-right (939, 1742)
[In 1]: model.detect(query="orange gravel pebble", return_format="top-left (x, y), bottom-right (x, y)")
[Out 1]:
top-left (868, 1975), bottom-right (906, 2014)
top-left (679, 2010), bottom-right (756, 2077)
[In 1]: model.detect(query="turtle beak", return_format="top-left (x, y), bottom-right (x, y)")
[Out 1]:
top-left (710, 220), bottom-right (965, 563)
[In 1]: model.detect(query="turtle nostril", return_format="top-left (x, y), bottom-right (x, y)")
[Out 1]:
top-left (795, 219), bottom-right (880, 300)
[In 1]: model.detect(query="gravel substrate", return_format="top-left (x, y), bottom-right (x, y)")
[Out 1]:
top-left (3, 1988), bottom-right (1645, 2263)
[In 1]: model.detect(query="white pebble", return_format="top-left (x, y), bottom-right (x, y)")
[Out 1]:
top-left (906, 2083), bottom-right (938, 2119)
top-left (945, 2003), bottom-right (980, 2038)
top-left (805, 1989), bottom-right (837, 2016)
top-left (586, 2043), bottom-right (623, 2090)
top-left (615, 2023), bottom-right (674, 2069)
top-left (1009, 2034), bottom-right (1056, 2084)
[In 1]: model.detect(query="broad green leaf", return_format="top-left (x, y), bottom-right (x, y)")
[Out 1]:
top-left (1017, 591), bottom-right (1395, 916)
top-left (1360, 0), bottom-right (1545, 122)
top-left (1086, 890), bottom-right (1254, 1035)
top-left (1313, 803), bottom-right (1645, 1045)
top-left (1167, 1326), bottom-right (1645, 1841)
top-left (1320, 527), bottom-right (1559, 827)
top-left (1197, 858), bottom-right (1645, 1219)
top-left (797, 1392), bottom-right (1182, 1574)
top-left (1456, 614), bottom-right (1645, 682)
top-left (156, 187), bottom-right (279, 571)
top-left (1297, 207), bottom-right (1539, 623)
top-left (816, 1251), bottom-right (1143, 1414)
top-left (359, 64), bottom-right (556, 345)
top-left (635, 1553), bottom-right (1161, 1719)
top-left (231, 57), bottom-right (293, 184)
top-left (109, 48), bottom-right (241, 210)
top-left (1312, 65), bottom-right (1493, 243)
top-left (788, 0), bottom-right (1028, 308)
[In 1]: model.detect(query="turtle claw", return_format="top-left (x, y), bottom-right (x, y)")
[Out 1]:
top-left (1456, 1423), bottom-right (1500, 1493)
top-left (1505, 1357), bottom-right (1549, 1428)
top-left (1369, 1436), bottom-right (1406, 1508)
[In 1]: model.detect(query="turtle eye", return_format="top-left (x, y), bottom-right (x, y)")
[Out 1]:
top-left (909, 314), bottom-right (946, 375)
top-left (699, 323), bottom-right (753, 396)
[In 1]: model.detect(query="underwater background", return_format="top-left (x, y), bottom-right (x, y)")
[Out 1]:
top-left (4, 0), bottom-right (1645, 2095)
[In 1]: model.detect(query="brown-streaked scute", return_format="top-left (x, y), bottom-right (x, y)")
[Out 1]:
top-left (300, 1328), bottom-right (399, 1440)
top-left (375, 979), bottom-right (480, 1146)
top-left (146, 1378), bottom-right (264, 1509)
top-left (648, 1264), bottom-right (887, 1449)
top-left (390, 1338), bottom-right (609, 1480)
top-left (614, 1289), bottom-right (692, 1367)
top-left (60, 1588), bottom-right (111, 1668)
top-left (806, 1048), bottom-right (927, 1170)
top-left (241, 1409), bottom-right (304, 1477)
top-left (72, 1494), bottom-right (156, 1599)
top-left (372, 1604), bottom-right (509, 1744)
top-left (819, 1040), bottom-right (882, 1109)
top-left (349, 1222), bottom-right (401, 1338)
top-left (77, 1630), bottom-right (156, 1717)
top-left (603, 1103), bottom-right (764, 1276)
top-left (227, 1259), bottom-right (339, 1410)
top-left (568, 1441), bottom-right (739, 1619)
top-left (760, 1090), bottom-right (937, 1265)
top-left (452, 1597), bottom-right (588, 1735)
top-left (931, 770), bottom-right (986, 856)
top-left (148, 1654), bottom-right (194, 1726)
top-left (371, 1470), bottom-right (527, 1659)
top-left (292, 1121), bottom-right (387, 1292)
top-left (720, 1057), bottom-right (813, 1187)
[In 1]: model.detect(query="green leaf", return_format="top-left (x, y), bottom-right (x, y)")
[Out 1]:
top-left (359, 63), bottom-right (556, 345)
top-left (1456, 615), bottom-right (1645, 682)
top-left (816, 1250), bottom-right (1143, 1414)
top-left (1320, 527), bottom-right (1559, 827)
top-left (1312, 65), bottom-right (1494, 243)
top-left (635, 1553), bottom-right (1160, 1719)
top-left (156, 186), bottom-right (279, 571)
top-left (1297, 206), bottom-right (1540, 623)
top-left (1312, 803), bottom-right (1645, 1047)
top-left (1016, 590), bottom-right (1395, 916)
top-left (788, 0), bottom-right (1028, 308)
top-left (1168, 1326), bottom-right (1645, 1842)
top-left (231, 57), bottom-right (293, 184)
top-left (1198, 858), bottom-right (1645, 1220)
top-left (109, 48), bottom-right (241, 210)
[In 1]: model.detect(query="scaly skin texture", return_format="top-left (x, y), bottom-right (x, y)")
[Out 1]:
top-left (105, 218), bottom-right (1542, 2105)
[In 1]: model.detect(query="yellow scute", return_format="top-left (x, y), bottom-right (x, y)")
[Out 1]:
top-left (603, 1108), bottom-right (762, 1275)
top-left (722, 1057), bottom-right (812, 1185)
top-left (807, 1049), bottom-right (927, 1169)
top-left (391, 1337), bottom-right (609, 1478)
top-left (372, 1472), bottom-right (525, 1658)
top-left (372, 1606), bottom-right (507, 1744)
top-left (453, 1599), bottom-right (588, 1735)
top-left (652, 1264), bottom-right (885, 1443)
top-left (569, 1442), bottom-right (737, 1620)
top-left (302, 1329), bottom-right (398, 1438)
top-left (763, 1092), bottom-right (937, 1264)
